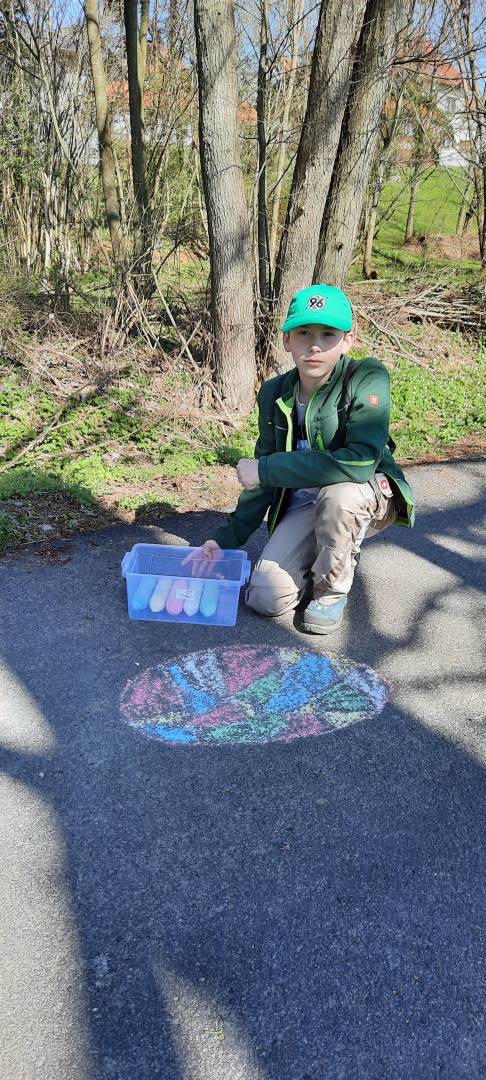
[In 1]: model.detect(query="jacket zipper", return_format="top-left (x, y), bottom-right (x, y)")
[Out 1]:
top-left (269, 382), bottom-right (330, 532)
top-left (306, 386), bottom-right (328, 449)
top-left (269, 370), bottom-right (340, 532)
top-left (305, 370), bottom-right (341, 448)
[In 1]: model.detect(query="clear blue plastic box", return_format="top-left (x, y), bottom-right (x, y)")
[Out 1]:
top-left (121, 543), bottom-right (251, 627)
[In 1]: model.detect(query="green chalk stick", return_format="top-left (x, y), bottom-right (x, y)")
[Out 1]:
top-left (200, 580), bottom-right (219, 618)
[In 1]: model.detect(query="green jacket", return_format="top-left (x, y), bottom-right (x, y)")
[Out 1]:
top-left (213, 355), bottom-right (415, 550)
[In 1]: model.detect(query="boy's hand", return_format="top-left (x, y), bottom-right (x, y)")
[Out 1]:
top-left (181, 540), bottom-right (224, 578)
top-left (236, 458), bottom-right (260, 490)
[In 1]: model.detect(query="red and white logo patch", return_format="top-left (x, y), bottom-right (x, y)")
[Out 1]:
top-left (376, 473), bottom-right (393, 496)
top-left (368, 394), bottom-right (380, 406)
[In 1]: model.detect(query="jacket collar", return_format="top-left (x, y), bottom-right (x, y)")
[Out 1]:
top-left (280, 355), bottom-right (348, 404)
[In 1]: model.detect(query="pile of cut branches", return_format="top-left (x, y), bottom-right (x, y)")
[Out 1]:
top-left (355, 281), bottom-right (485, 334)
top-left (352, 280), bottom-right (485, 369)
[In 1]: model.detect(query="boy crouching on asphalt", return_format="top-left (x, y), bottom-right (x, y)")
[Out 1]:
top-left (184, 284), bottom-right (415, 635)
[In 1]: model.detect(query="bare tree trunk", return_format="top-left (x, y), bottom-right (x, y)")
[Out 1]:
top-left (456, 178), bottom-right (474, 234)
top-left (168, 0), bottom-right (179, 52)
top-left (478, 171), bottom-right (486, 262)
top-left (405, 165), bottom-right (423, 242)
top-left (194, 148), bottom-right (209, 243)
top-left (84, 0), bottom-right (124, 268)
top-left (256, 0), bottom-right (270, 306)
top-left (42, 173), bottom-right (53, 290)
top-left (272, 0), bottom-right (366, 369)
top-left (124, 0), bottom-right (152, 282)
top-left (363, 89), bottom-right (403, 278)
top-left (268, 0), bottom-right (305, 272)
top-left (363, 199), bottom-right (379, 279)
top-left (314, 0), bottom-right (404, 288)
top-left (194, 0), bottom-right (256, 413)
top-left (462, 196), bottom-right (477, 235)
top-left (449, 0), bottom-right (486, 265)
top-left (138, 0), bottom-right (150, 129)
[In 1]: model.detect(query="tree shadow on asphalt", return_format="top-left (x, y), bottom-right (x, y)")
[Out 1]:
top-left (0, 487), bottom-right (485, 1078)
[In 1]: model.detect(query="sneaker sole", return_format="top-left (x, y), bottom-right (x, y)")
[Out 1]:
top-left (301, 613), bottom-right (344, 635)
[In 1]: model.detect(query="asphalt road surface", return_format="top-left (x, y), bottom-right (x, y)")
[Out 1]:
top-left (1, 460), bottom-right (485, 1080)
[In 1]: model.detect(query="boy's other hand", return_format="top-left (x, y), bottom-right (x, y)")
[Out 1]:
top-left (236, 458), bottom-right (260, 490)
top-left (181, 540), bottom-right (223, 578)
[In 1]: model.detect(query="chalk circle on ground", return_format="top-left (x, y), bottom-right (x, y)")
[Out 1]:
top-left (119, 646), bottom-right (389, 746)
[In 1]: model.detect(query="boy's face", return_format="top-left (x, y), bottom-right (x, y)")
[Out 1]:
top-left (283, 323), bottom-right (355, 385)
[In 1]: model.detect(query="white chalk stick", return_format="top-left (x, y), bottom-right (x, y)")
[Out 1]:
top-left (183, 580), bottom-right (204, 617)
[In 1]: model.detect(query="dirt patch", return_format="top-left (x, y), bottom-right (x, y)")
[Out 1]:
top-left (404, 234), bottom-right (481, 261)
top-left (0, 465), bottom-right (242, 551)
top-left (398, 430), bottom-right (486, 466)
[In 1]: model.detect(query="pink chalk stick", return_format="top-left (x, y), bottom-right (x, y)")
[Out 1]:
top-left (166, 579), bottom-right (189, 616)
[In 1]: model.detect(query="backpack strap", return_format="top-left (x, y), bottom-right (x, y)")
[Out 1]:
top-left (338, 357), bottom-right (359, 415)
top-left (329, 357), bottom-right (396, 454)
top-left (327, 358), bottom-right (358, 450)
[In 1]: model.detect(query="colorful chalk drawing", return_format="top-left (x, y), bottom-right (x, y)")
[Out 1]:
top-left (119, 646), bottom-right (389, 746)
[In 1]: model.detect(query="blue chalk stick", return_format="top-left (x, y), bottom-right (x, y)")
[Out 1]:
top-left (132, 576), bottom-right (159, 611)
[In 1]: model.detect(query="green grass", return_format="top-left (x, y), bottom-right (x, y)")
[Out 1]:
top-left (117, 492), bottom-right (181, 512)
top-left (0, 464), bottom-right (97, 506)
top-left (378, 167), bottom-right (473, 246)
top-left (348, 246), bottom-right (481, 287)
top-left (347, 167), bottom-right (481, 283)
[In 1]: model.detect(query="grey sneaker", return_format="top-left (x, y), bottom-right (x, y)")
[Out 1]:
top-left (302, 595), bottom-right (347, 635)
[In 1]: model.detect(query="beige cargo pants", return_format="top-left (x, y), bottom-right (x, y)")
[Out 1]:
top-left (245, 476), bottom-right (396, 617)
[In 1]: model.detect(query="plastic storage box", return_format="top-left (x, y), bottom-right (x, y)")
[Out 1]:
top-left (121, 543), bottom-right (251, 627)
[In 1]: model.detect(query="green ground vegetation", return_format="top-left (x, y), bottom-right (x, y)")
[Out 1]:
top-left (0, 333), bottom-right (484, 552)
top-left (0, 166), bottom-right (484, 550)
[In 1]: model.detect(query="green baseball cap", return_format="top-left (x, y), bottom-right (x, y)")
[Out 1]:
top-left (281, 284), bottom-right (353, 333)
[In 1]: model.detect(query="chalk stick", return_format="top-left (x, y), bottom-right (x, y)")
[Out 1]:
top-left (149, 576), bottom-right (173, 613)
top-left (166, 578), bottom-right (189, 616)
top-left (200, 580), bottom-right (219, 618)
top-left (132, 575), bottom-right (158, 611)
top-left (183, 580), bottom-right (204, 617)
